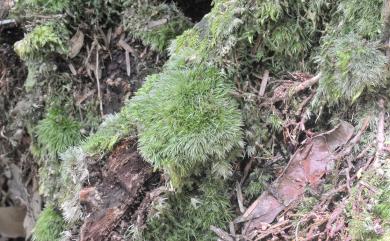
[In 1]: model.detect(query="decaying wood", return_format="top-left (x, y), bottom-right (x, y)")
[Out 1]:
top-left (79, 139), bottom-right (154, 241)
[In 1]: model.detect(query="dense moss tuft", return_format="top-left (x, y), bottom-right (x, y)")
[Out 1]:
top-left (33, 206), bottom-right (65, 241)
top-left (315, 33), bottom-right (387, 106)
top-left (35, 107), bottom-right (82, 156)
top-left (131, 65), bottom-right (243, 187)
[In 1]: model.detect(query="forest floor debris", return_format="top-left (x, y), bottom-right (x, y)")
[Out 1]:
top-left (1, 0), bottom-right (390, 240)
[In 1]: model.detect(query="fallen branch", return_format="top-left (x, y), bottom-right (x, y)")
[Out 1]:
top-left (264, 73), bottom-right (321, 105)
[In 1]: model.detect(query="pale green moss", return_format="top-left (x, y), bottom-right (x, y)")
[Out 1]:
top-left (82, 113), bottom-right (135, 154)
top-left (14, 22), bottom-right (69, 61)
top-left (314, 33), bottom-right (387, 106)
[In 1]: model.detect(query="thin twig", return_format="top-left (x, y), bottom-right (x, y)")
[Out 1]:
top-left (373, 98), bottom-right (385, 167)
top-left (95, 45), bottom-right (104, 118)
top-left (258, 70), bottom-right (269, 97)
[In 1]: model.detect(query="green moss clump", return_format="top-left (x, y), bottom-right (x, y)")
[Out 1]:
top-left (33, 206), bottom-right (65, 241)
top-left (131, 65), bottom-right (242, 188)
top-left (142, 180), bottom-right (233, 241)
top-left (314, 33), bottom-right (387, 106)
top-left (312, 0), bottom-right (386, 107)
top-left (35, 107), bottom-right (82, 156)
top-left (14, 22), bottom-right (69, 61)
top-left (123, 2), bottom-right (192, 51)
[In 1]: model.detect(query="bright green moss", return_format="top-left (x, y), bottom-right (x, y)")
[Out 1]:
top-left (130, 65), bottom-right (242, 188)
top-left (35, 107), bottom-right (82, 156)
top-left (169, 28), bottom-right (208, 62)
top-left (14, 22), bottom-right (69, 61)
top-left (33, 206), bottom-right (65, 241)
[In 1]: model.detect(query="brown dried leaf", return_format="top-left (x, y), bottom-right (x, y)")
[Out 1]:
top-left (69, 30), bottom-right (85, 58)
top-left (241, 121), bottom-right (354, 234)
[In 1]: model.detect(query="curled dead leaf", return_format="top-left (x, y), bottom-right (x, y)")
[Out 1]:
top-left (69, 29), bottom-right (85, 58)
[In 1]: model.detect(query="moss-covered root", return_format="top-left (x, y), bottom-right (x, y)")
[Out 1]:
top-left (32, 206), bottom-right (65, 241)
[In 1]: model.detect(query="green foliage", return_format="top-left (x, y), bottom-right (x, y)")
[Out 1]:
top-left (244, 168), bottom-right (271, 200)
top-left (123, 2), bottom-right (192, 51)
top-left (374, 189), bottom-right (390, 220)
top-left (130, 65), bottom-right (243, 188)
top-left (348, 215), bottom-right (380, 241)
top-left (35, 107), bottom-right (82, 156)
top-left (33, 206), bottom-right (65, 241)
top-left (82, 113), bottom-right (135, 154)
top-left (168, 0), bottom-right (336, 72)
top-left (13, 0), bottom-right (70, 13)
top-left (169, 0), bottom-right (247, 63)
top-left (336, 0), bottom-right (383, 39)
top-left (314, 33), bottom-right (387, 106)
top-left (141, 180), bottom-right (233, 241)
top-left (14, 22), bottom-right (69, 61)
top-left (347, 161), bottom-right (390, 240)
top-left (312, 0), bottom-right (386, 107)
